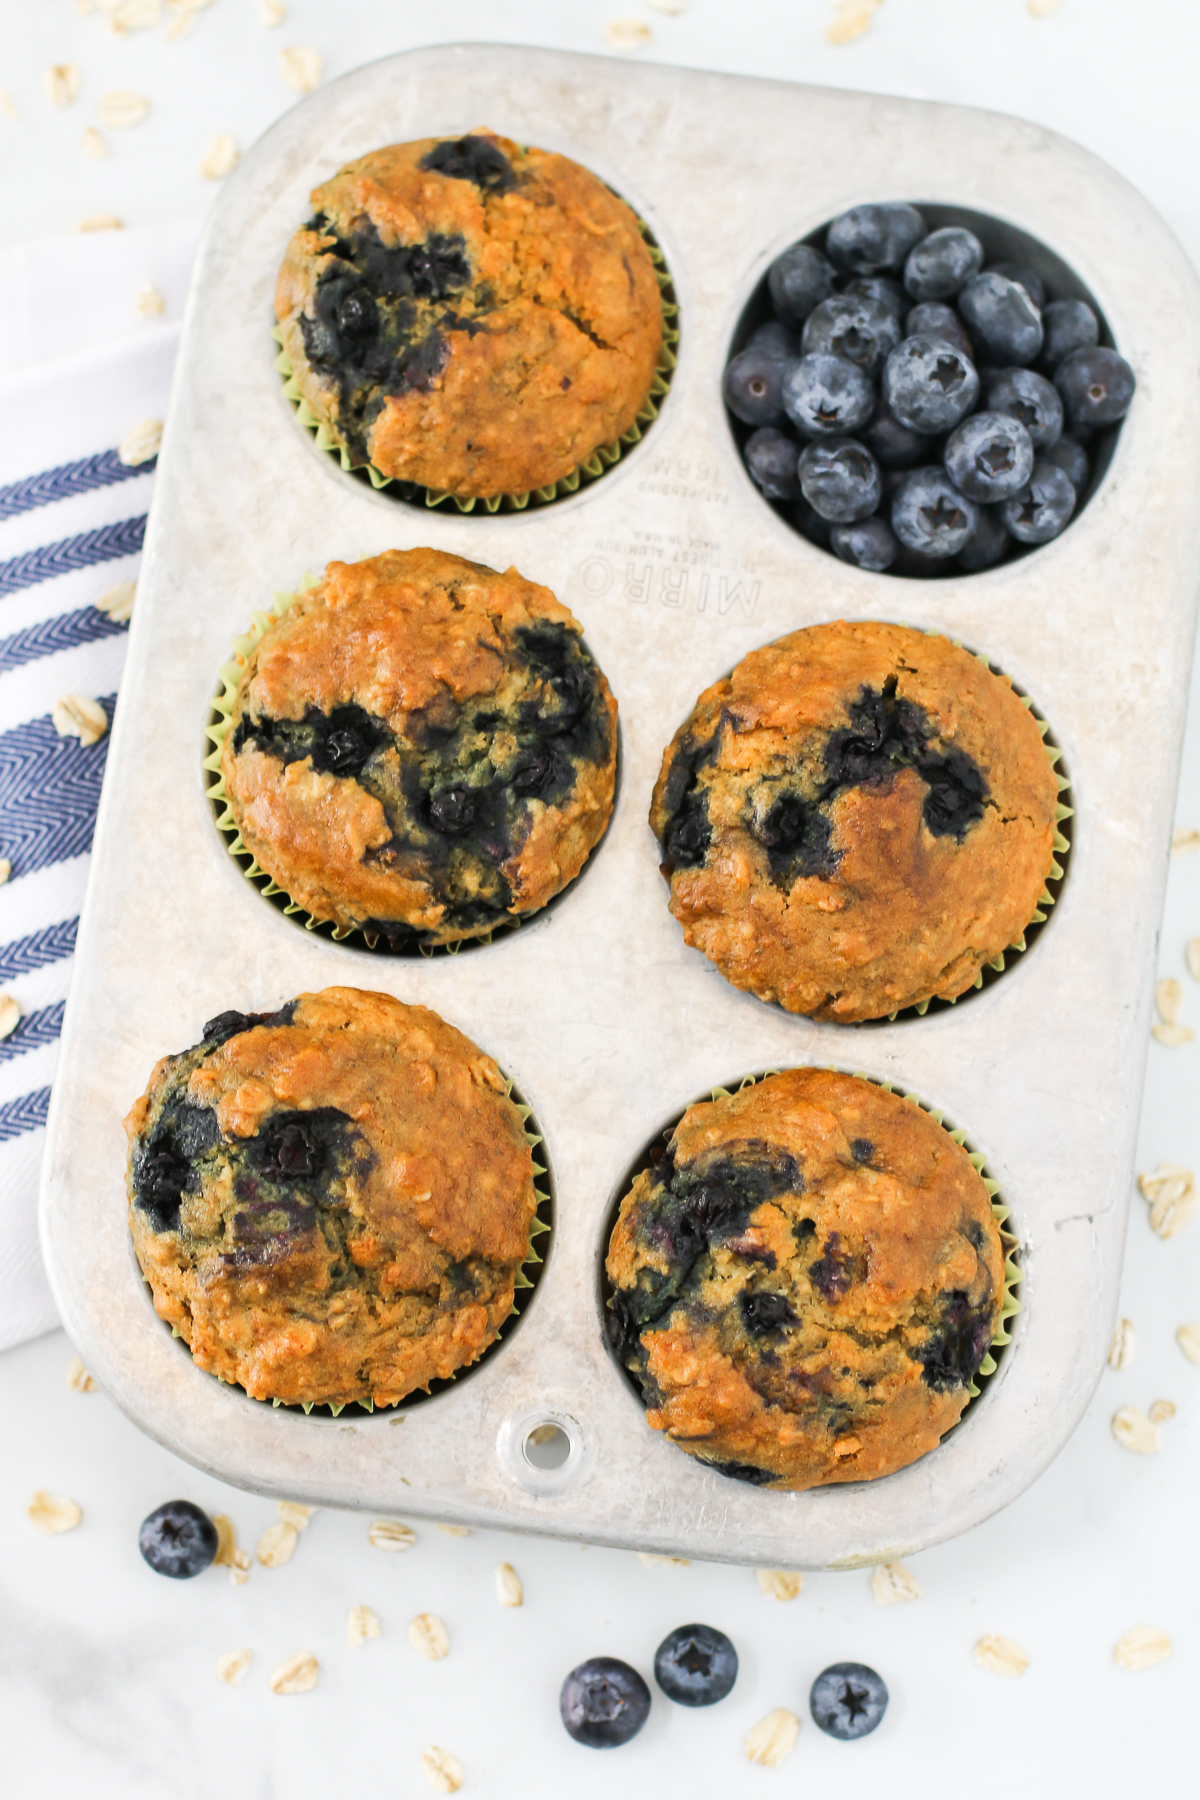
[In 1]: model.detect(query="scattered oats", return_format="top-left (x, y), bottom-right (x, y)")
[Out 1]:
top-left (98, 579), bottom-right (136, 622)
top-left (257, 0), bottom-right (286, 23)
top-left (66, 1357), bottom-right (96, 1392)
top-left (871, 1561), bottom-right (921, 1605)
top-left (826, 1), bottom-right (884, 45)
top-left (348, 1603), bottom-right (381, 1646)
top-left (52, 695), bottom-right (108, 746)
top-left (744, 1708), bottom-right (800, 1768)
top-left (279, 45), bottom-right (324, 92)
top-left (1176, 1322), bottom-right (1200, 1364)
top-left (0, 92), bottom-right (17, 122)
top-left (200, 133), bottom-right (239, 180)
top-left (269, 1650), bottom-right (318, 1695)
top-left (165, 0), bottom-right (211, 42)
top-left (646, 0), bottom-right (686, 11)
top-left (0, 995), bottom-right (22, 1041)
top-left (217, 1648), bottom-right (251, 1685)
top-left (1173, 826), bottom-right (1200, 857)
top-left (1111, 1405), bottom-right (1161, 1454)
top-left (757, 1568), bottom-right (803, 1601)
top-left (44, 65), bottom-right (81, 109)
top-left (1138, 1163), bottom-right (1196, 1238)
top-left (638, 1552), bottom-right (690, 1567)
top-left (436, 1523), bottom-right (471, 1537)
top-left (277, 1501), bottom-right (312, 1531)
top-left (1185, 938), bottom-right (1200, 982)
top-left (605, 19), bottom-right (653, 51)
top-left (103, 0), bottom-right (162, 31)
top-left (973, 1634), bottom-right (1029, 1677)
top-left (1155, 977), bottom-right (1183, 1026)
top-left (1148, 1399), bottom-right (1176, 1424)
top-left (1108, 1317), bottom-right (1136, 1371)
top-left (98, 90), bottom-right (150, 129)
top-left (28, 1491), bottom-right (82, 1534)
top-left (409, 1612), bottom-right (450, 1661)
top-left (257, 1521), bottom-right (298, 1567)
top-left (496, 1562), bottom-right (523, 1607)
top-left (369, 1518), bottom-right (415, 1551)
top-left (1114, 1625), bottom-right (1172, 1671)
top-left (82, 127), bottom-right (109, 159)
top-left (212, 1514), bottom-right (251, 1583)
top-left (118, 417), bottom-right (162, 465)
top-left (78, 213), bottom-right (124, 232)
top-left (1027, 0), bottom-right (1060, 14)
top-left (421, 1747), bottom-right (464, 1794)
top-left (0, 859), bottom-right (10, 884)
top-left (135, 284), bottom-right (164, 320)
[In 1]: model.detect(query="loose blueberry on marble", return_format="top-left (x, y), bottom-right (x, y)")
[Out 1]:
top-left (987, 262), bottom-right (1046, 309)
top-left (1053, 345), bottom-right (1136, 428)
top-left (954, 506), bottom-right (1011, 572)
top-left (903, 226), bottom-right (983, 301)
top-left (892, 466), bottom-right (978, 556)
top-left (1039, 297), bottom-right (1099, 370)
top-left (799, 438), bottom-right (881, 521)
top-left (723, 345), bottom-right (790, 427)
top-left (654, 1625), bottom-right (739, 1706)
top-left (957, 271), bottom-right (1043, 366)
top-left (801, 294), bottom-right (901, 377)
top-left (831, 516), bottom-right (899, 572)
top-left (782, 353), bottom-right (875, 437)
top-left (943, 411), bottom-right (1034, 501)
top-left (744, 428), bottom-right (801, 500)
top-left (560, 1658), bottom-right (651, 1747)
top-left (1001, 457), bottom-right (1077, 544)
top-left (984, 367), bottom-right (1063, 449)
top-left (138, 1500), bottom-right (219, 1579)
top-left (768, 241), bottom-right (838, 326)
top-left (810, 1663), bottom-right (889, 1740)
top-left (826, 203), bottom-right (926, 275)
top-left (904, 301), bottom-right (974, 361)
top-left (1042, 434), bottom-right (1089, 491)
top-left (844, 274), bottom-right (908, 321)
top-left (883, 336), bottom-right (979, 434)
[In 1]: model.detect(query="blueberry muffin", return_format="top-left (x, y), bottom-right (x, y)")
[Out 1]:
top-left (125, 989), bottom-right (539, 1409)
top-left (651, 621), bottom-right (1059, 1021)
top-left (275, 129), bottom-right (663, 498)
top-left (218, 548), bottom-right (618, 947)
top-left (606, 1068), bottom-right (1005, 1491)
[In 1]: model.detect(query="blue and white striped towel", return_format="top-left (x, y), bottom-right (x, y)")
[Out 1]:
top-left (0, 226), bottom-right (198, 1350)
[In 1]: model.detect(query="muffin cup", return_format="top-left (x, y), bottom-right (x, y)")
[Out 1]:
top-left (273, 215), bottom-right (680, 512)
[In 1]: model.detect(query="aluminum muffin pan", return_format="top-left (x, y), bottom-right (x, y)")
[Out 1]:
top-left (40, 44), bottom-right (1200, 1569)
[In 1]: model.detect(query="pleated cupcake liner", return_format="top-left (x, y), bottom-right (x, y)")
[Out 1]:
top-left (274, 215), bottom-right (679, 511)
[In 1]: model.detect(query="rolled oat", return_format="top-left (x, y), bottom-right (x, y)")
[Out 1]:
top-left (1176, 1322), bottom-right (1200, 1364)
top-left (421, 1746), bottom-right (464, 1794)
top-left (409, 1613), bottom-right (450, 1660)
top-left (256, 1520), bottom-right (298, 1567)
top-left (871, 1561), bottom-right (921, 1605)
top-left (1108, 1318), bottom-right (1136, 1370)
top-left (1138, 1164), bottom-right (1196, 1238)
top-left (756, 1568), bottom-right (803, 1601)
top-left (66, 1357), bottom-right (96, 1392)
top-left (44, 66), bottom-right (81, 108)
top-left (118, 418), bottom-right (162, 465)
top-left (1111, 1405), bottom-right (1161, 1454)
top-left (604, 19), bottom-right (652, 50)
top-left (28, 1491), bottom-right (82, 1534)
top-left (744, 1708), bottom-right (799, 1767)
top-left (217, 1648), bottom-right (251, 1685)
top-left (52, 695), bottom-right (108, 745)
top-left (199, 134), bottom-right (239, 180)
top-left (1114, 1625), bottom-right (1172, 1671)
top-left (347, 1603), bottom-right (381, 1646)
top-left (973, 1634), bottom-right (1028, 1677)
top-left (97, 90), bottom-right (150, 128)
top-left (279, 45), bottom-right (323, 91)
top-left (98, 579), bottom-right (136, 620)
top-left (495, 1562), bottom-right (523, 1607)
top-left (269, 1651), bottom-right (318, 1694)
top-left (0, 995), bottom-right (22, 1041)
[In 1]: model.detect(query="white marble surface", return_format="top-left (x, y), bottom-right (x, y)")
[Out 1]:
top-left (2, 3), bottom-right (1200, 1794)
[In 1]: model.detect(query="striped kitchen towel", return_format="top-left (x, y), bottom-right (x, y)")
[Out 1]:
top-left (0, 318), bottom-right (183, 1350)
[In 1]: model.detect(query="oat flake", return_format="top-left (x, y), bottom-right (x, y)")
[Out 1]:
top-left (82, 127), bottom-right (109, 159)
top-left (638, 1552), bottom-right (689, 1567)
top-left (270, 1651), bottom-right (318, 1695)
top-left (422, 1747), bottom-right (464, 1794)
top-left (436, 1523), bottom-right (470, 1537)
top-left (200, 134), bottom-right (239, 180)
top-left (1108, 1317), bottom-right (1136, 1371)
top-left (28, 1490), bottom-right (82, 1534)
top-left (78, 213), bottom-right (123, 232)
top-left (757, 1568), bottom-right (803, 1601)
top-left (348, 1603), bottom-right (381, 1646)
top-left (134, 285), bottom-right (164, 320)
top-left (495, 1562), bottom-right (523, 1607)
top-left (277, 1501), bottom-right (312, 1530)
top-left (256, 1520), bottom-right (298, 1567)
top-left (98, 90), bottom-right (150, 129)
top-left (258, 0), bottom-right (286, 23)
top-left (973, 1634), bottom-right (1028, 1677)
top-left (52, 695), bottom-right (108, 746)
top-left (165, 0), bottom-right (210, 42)
top-left (1138, 1163), bottom-right (1196, 1238)
top-left (212, 1514), bottom-right (250, 1583)
top-left (369, 1518), bottom-right (415, 1551)
top-left (102, 0), bottom-right (161, 30)
top-left (871, 1561), bottom-right (921, 1605)
top-left (217, 1648), bottom-right (251, 1685)
top-left (1173, 826), bottom-right (1200, 856)
top-left (66, 1357), bottom-right (96, 1392)
top-left (118, 417), bottom-right (162, 465)
top-left (1027, 0), bottom-right (1061, 14)
top-left (409, 1612), bottom-right (450, 1660)
top-left (605, 19), bottom-right (652, 51)
top-left (1152, 1022), bottom-right (1194, 1047)
top-left (1176, 1322), bottom-right (1200, 1364)
top-left (1111, 1405), bottom-right (1160, 1454)
top-left (44, 65), bottom-right (81, 108)
top-left (0, 92), bottom-right (17, 121)
top-left (1185, 938), bottom-right (1200, 982)
top-left (98, 579), bottom-right (136, 622)
top-left (279, 45), bottom-right (323, 91)
top-left (1148, 1399), bottom-right (1176, 1424)
top-left (1155, 977), bottom-right (1183, 1026)
top-left (0, 995), bottom-right (22, 1041)
top-left (0, 860), bottom-right (10, 885)
top-left (744, 1708), bottom-right (800, 1768)
top-left (1114, 1625), bottom-right (1172, 1671)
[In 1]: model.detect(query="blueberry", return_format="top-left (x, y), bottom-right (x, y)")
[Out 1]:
top-left (810, 1662), bottom-right (889, 1740)
top-left (844, 275), bottom-right (909, 322)
top-left (903, 227), bottom-right (983, 301)
top-left (883, 336), bottom-right (979, 434)
top-left (428, 784), bottom-right (478, 834)
top-left (860, 395), bottom-right (935, 469)
top-left (768, 242), bottom-right (838, 327)
top-left (782, 353), bottom-right (875, 437)
top-left (826, 203), bottom-right (926, 275)
top-left (943, 411), bottom-right (1034, 501)
top-left (893, 543), bottom-right (953, 580)
top-left (560, 1658), bottom-right (651, 1748)
top-left (892, 466), bottom-right (978, 557)
top-left (746, 320), bottom-right (800, 361)
top-left (831, 516), bottom-right (899, 572)
top-left (984, 366), bottom-right (1063, 448)
top-left (799, 438), bottom-right (881, 522)
top-left (654, 1624), bottom-right (738, 1707)
top-left (723, 346), bottom-right (789, 427)
top-left (138, 1500), bottom-right (219, 1579)
top-left (801, 294), bottom-right (901, 378)
top-left (957, 272), bottom-right (1043, 366)
top-left (904, 302), bottom-right (974, 361)
top-left (1042, 433), bottom-right (1089, 491)
top-left (1053, 345), bottom-right (1136, 427)
top-left (1039, 298), bottom-right (1099, 370)
top-left (792, 495), bottom-right (833, 548)
top-left (744, 428), bottom-right (801, 500)
top-left (1001, 457), bottom-right (1076, 544)
top-left (953, 506), bottom-right (1011, 572)
top-left (987, 262), bottom-right (1047, 309)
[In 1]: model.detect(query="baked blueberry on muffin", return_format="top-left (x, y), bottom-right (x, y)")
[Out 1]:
top-left (125, 988), bottom-right (542, 1409)
top-left (651, 620), bottom-right (1062, 1021)
top-left (275, 129), bottom-right (664, 499)
top-left (215, 548), bottom-right (618, 948)
top-left (606, 1069), bottom-right (1007, 1490)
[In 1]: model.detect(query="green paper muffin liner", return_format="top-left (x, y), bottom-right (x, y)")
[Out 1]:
top-left (147, 1075), bottom-right (554, 1418)
top-left (272, 214), bottom-right (680, 511)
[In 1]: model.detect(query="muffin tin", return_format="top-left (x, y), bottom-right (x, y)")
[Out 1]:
top-left (40, 44), bottom-right (1200, 1568)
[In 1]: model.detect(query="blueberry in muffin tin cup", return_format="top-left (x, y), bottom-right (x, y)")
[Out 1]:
top-left (273, 213), bottom-right (680, 514)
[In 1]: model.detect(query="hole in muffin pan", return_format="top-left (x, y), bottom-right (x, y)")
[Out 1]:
top-left (725, 204), bottom-right (1124, 575)
top-left (496, 1405), bottom-right (590, 1494)
top-left (276, 211), bottom-right (680, 516)
top-left (137, 1074), bottom-right (555, 1420)
top-left (595, 1068), bottom-right (1022, 1482)
top-left (523, 1421), bottom-right (573, 1470)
